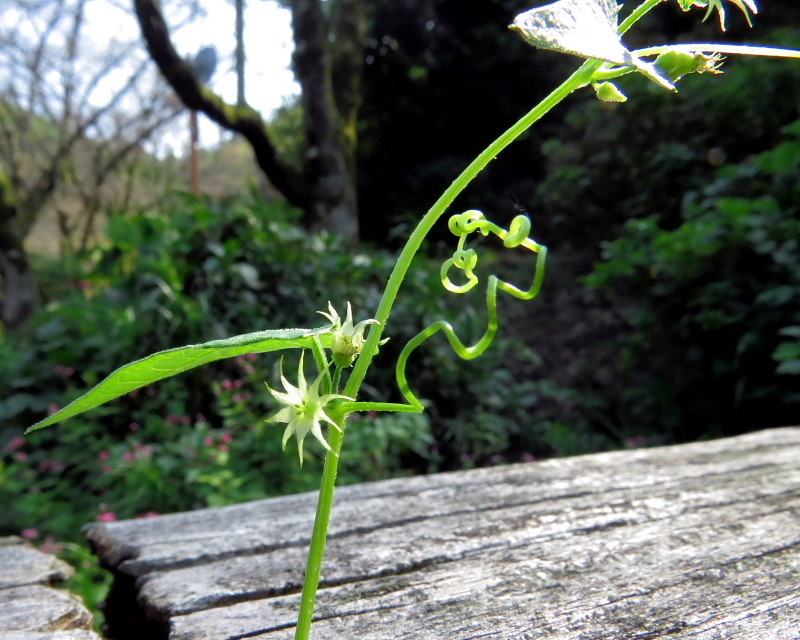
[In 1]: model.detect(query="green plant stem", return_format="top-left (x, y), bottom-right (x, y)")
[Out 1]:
top-left (294, 59), bottom-right (600, 640)
top-left (345, 0), bottom-right (664, 401)
top-left (344, 59), bottom-right (601, 402)
top-left (331, 366), bottom-right (343, 394)
top-left (294, 4), bottom-right (665, 636)
top-left (619, 0), bottom-right (664, 35)
top-left (294, 418), bottom-right (345, 640)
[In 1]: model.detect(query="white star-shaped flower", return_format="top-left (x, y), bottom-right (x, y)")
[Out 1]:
top-left (266, 352), bottom-right (350, 464)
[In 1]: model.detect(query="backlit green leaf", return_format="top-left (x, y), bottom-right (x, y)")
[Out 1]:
top-left (511, 0), bottom-right (674, 90)
top-left (26, 327), bottom-right (332, 433)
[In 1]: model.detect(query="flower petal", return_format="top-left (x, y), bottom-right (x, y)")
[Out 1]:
top-left (296, 351), bottom-right (308, 397)
top-left (310, 419), bottom-right (335, 454)
top-left (282, 423), bottom-right (295, 449)
top-left (317, 409), bottom-right (343, 432)
top-left (266, 386), bottom-right (297, 406)
top-left (342, 302), bottom-right (355, 333)
top-left (267, 407), bottom-right (295, 423)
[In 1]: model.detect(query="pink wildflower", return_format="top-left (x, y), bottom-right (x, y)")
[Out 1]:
top-left (220, 433), bottom-right (232, 444)
top-left (97, 512), bottom-right (117, 522)
top-left (195, 414), bottom-right (206, 423)
top-left (98, 450), bottom-right (111, 462)
top-left (243, 365), bottom-right (256, 375)
top-left (625, 435), bottom-right (647, 449)
top-left (219, 444), bottom-right (228, 453)
top-left (129, 422), bottom-right (139, 431)
top-left (204, 436), bottom-right (214, 446)
top-left (48, 404), bottom-right (60, 416)
top-left (122, 452), bottom-right (134, 462)
top-left (102, 465), bottom-right (113, 474)
top-left (180, 415), bottom-right (190, 425)
top-left (21, 528), bottom-right (38, 539)
top-left (15, 452), bottom-right (28, 462)
top-left (221, 379), bottom-right (234, 391)
top-left (6, 436), bottom-right (25, 451)
top-left (135, 511), bottom-right (159, 519)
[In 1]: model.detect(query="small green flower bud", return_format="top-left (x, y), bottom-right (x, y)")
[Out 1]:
top-left (656, 50), bottom-right (723, 82)
top-left (593, 81), bottom-right (628, 103)
top-left (318, 302), bottom-right (380, 368)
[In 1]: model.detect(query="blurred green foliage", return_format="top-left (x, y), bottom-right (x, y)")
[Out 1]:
top-left (0, 192), bottom-right (545, 556)
top-left (584, 117), bottom-right (800, 441)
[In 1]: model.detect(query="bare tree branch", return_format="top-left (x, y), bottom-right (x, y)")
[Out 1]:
top-left (133, 0), bottom-right (308, 210)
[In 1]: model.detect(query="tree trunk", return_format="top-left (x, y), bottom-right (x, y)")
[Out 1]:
top-left (331, 0), bottom-right (365, 181)
top-left (0, 180), bottom-right (37, 332)
top-left (291, 0), bottom-right (359, 241)
top-left (134, 0), bottom-right (308, 211)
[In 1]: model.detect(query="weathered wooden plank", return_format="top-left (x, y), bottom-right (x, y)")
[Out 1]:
top-left (86, 426), bottom-right (799, 577)
top-left (168, 490), bottom-right (800, 639)
top-left (0, 584), bottom-right (94, 633)
top-left (5, 632), bottom-right (105, 640)
top-left (88, 427), bottom-right (800, 639)
top-left (0, 537), bottom-right (101, 639)
top-left (0, 537), bottom-right (74, 589)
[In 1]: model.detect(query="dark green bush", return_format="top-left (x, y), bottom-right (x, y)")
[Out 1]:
top-left (584, 118), bottom-right (800, 441)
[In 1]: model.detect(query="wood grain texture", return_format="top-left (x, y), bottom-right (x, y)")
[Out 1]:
top-left (5, 632), bottom-right (104, 640)
top-left (0, 537), bottom-right (74, 589)
top-left (86, 427), bottom-right (800, 639)
top-left (0, 537), bottom-right (100, 639)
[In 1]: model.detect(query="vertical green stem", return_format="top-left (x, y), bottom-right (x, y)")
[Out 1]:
top-left (331, 366), bottom-right (343, 394)
top-left (294, 59), bottom-right (600, 640)
top-left (294, 60), bottom-right (599, 640)
top-left (294, 419), bottom-right (345, 640)
top-left (294, 4), bottom-right (665, 636)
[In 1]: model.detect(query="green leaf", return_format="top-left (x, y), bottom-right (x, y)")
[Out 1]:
top-left (510, 0), bottom-right (674, 90)
top-left (26, 327), bottom-right (332, 433)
